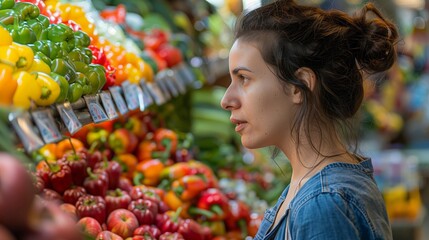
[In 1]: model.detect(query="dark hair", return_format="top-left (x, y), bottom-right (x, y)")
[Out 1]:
top-left (235, 0), bottom-right (398, 155)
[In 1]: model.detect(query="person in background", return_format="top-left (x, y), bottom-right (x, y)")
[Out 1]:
top-left (220, 0), bottom-right (398, 239)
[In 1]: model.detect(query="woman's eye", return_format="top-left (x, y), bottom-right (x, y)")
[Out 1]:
top-left (238, 74), bottom-right (249, 83)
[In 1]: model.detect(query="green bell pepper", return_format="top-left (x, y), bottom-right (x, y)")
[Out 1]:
top-left (13, 2), bottom-right (39, 21)
top-left (51, 58), bottom-right (77, 82)
top-left (47, 23), bottom-right (74, 43)
top-left (68, 30), bottom-right (91, 49)
top-left (55, 41), bottom-right (70, 57)
top-left (68, 48), bottom-right (92, 64)
top-left (32, 40), bottom-right (54, 58)
top-left (6, 21), bottom-right (37, 44)
top-left (0, 0), bottom-right (14, 10)
top-left (86, 64), bottom-right (106, 93)
top-left (75, 72), bottom-right (90, 93)
top-left (73, 61), bottom-right (89, 73)
top-left (34, 51), bottom-right (52, 67)
top-left (0, 9), bottom-right (15, 25)
top-left (28, 15), bottom-right (49, 40)
top-left (50, 72), bottom-right (69, 103)
top-left (68, 83), bottom-right (83, 103)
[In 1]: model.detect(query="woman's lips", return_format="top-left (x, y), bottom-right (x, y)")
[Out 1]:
top-left (230, 118), bottom-right (247, 132)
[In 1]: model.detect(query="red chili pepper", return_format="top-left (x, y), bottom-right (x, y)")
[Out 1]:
top-left (76, 195), bottom-right (107, 225)
top-left (158, 232), bottom-right (184, 240)
top-left (105, 188), bottom-right (132, 215)
top-left (128, 199), bottom-right (159, 225)
top-left (83, 167), bottom-right (109, 197)
top-left (63, 186), bottom-right (87, 205)
top-left (178, 219), bottom-right (208, 240)
top-left (134, 225), bottom-right (161, 239)
top-left (195, 188), bottom-right (228, 220)
top-left (59, 151), bottom-right (88, 186)
top-left (48, 161), bottom-right (73, 194)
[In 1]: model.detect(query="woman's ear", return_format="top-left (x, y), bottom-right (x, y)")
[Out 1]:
top-left (292, 67), bottom-right (316, 104)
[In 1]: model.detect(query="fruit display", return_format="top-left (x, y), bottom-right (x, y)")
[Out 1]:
top-left (0, 1), bottom-right (271, 239)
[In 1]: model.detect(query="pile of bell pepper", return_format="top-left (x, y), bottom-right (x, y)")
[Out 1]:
top-left (0, 0), bottom-right (108, 107)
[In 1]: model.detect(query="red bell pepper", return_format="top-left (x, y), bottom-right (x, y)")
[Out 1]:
top-left (95, 159), bottom-right (121, 190)
top-left (129, 186), bottom-right (162, 203)
top-left (156, 208), bottom-right (182, 233)
top-left (103, 62), bottom-right (116, 90)
top-left (225, 200), bottom-right (251, 238)
top-left (178, 219), bottom-right (210, 240)
top-left (195, 188), bottom-right (228, 220)
top-left (41, 188), bottom-right (63, 202)
top-left (63, 186), bottom-right (87, 205)
top-left (158, 232), bottom-right (184, 240)
top-left (48, 161), bottom-right (73, 194)
top-left (59, 151), bottom-right (88, 186)
top-left (134, 225), bottom-right (161, 239)
top-left (105, 188), bottom-right (132, 215)
top-left (128, 199), bottom-right (159, 225)
top-left (153, 128), bottom-right (178, 154)
top-left (171, 175), bottom-right (209, 201)
top-left (99, 4), bottom-right (127, 24)
top-left (118, 176), bottom-right (133, 193)
top-left (76, 195), bottom-right (107, 225)
top-left (83, 167), bottom-right (109, 197)
top-left (63, 19), bottom-right (81, 31)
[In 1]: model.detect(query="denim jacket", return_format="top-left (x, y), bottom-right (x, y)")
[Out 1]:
top-left (254, 159), bottom-right (392, 240)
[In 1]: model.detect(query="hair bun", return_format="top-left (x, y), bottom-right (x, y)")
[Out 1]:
top-left (352, 3), bottom-right (398, 74)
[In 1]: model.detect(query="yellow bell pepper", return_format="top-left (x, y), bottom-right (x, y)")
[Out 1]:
top-left (13, 71), bottom-right (42, 109)
top-left (0, 63), bottom-right (16, 105)
top-left (0, 25), bottom-right (12, 46)
top-left (27, 58), bottom-right (51, 74)
top-left (34, 72), bottom-right (60, 106)
top-left (0, 42), bottom-right (34, 70)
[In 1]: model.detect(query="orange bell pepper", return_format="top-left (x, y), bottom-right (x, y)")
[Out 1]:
top-left (133, 159), bottom-right (164, 186)
top-left (136, 140), bottom-right (157, 162)
top-left (55, 138), bottom-right (84, 159)
top-left (0, 63), bottom-right (15, 105)
top-left (115, 153), bottom-right (137, 179)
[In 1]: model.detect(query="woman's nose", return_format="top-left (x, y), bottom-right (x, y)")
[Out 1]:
top-left (220, 85), bottom-right (240, 110)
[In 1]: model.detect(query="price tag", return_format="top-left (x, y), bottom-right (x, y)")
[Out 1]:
top-left (109, 86), bottom-right (129, 115)
top-left (133, 85), bottom-right (145, 111)
top-left (84, 95), bottom-right (109, 123)
top-left (32, 109), bottom-right (62, 143)
top-left (155, 73), bottom-right (171, 100)
top-left (177, 63), bottom-right (195, 85)
top-left (172, 68), bottom-right (187, 94)
top-left (122, 81), bottom-right (139, 110)
top-left (9, 111), bottom-right (44, 152)
top-left (99, 91), bottom-right (118, 120)
top-left (140, 80), bottom-right (154, 107)
top-left (56, 102), bottom-right (82, 134)
top-left (146, 82), bottom-right (166, 105)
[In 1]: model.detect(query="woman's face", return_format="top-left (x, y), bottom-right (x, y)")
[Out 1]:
top-left (221, 39), bottom-right (298, 149)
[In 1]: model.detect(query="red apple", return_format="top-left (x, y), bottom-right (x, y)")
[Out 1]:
top-left (106, 209), bottom-right (139, 239)
top-left (0, 153), bottom-right (35, 231)
top-left (77, 217), bottom-right (102, 240)
top-left (96, 231), bottom-right (123, 240)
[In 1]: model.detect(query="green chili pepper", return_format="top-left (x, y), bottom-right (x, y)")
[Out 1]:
top-left (68, 48), bottom-right (91, 64)
top-left (50, 72), bottom-right (69, 103)
top-left (0, 9), bottom-right (15, 25)
top-left (51, 58), bottom-right (76, 82)
top-left (0, 0), bottom-right (15, 10)
top-left (47, 23), bottom-right (74, 43)
top-left (69, 30), bottom-right (91, 49)
top-left (13, 2), bottom-right (39, 21)
top-left (34, 51), bottom-right (52, 67)
top-left (6, 21), bottom-right (37, 44)
top-left (68, 83), bottom-right (83, 103)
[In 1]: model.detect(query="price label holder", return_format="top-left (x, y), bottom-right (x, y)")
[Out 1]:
top-left (84, 95), bottom-right (109, 123)
top-left (163, 71), bottom-right (180, 97)
top-left (31, 109), bottom-right (62, 144)
top-left (122, 81), bottom-right (139, 110)
top-left (133, 85), bottom-right (145, 111)
top-left (109, 86), bottom-right (129, 115)
top-left (177, 63), bottom-right (195, 85)
top-left (9, 111), bottom-right (44, 152)
top-left (155, 73), bottom-right (172, 100)
top-left (99, 91), bottom-right (118, 120)
top-left (56, 102), bottom-right (82, 134)
top-left (146, 82), bottom-right (166, 105)
top-left (140, 80), bottom-right (154, 107)
top-left (171, 68), bottom-right (187, 94)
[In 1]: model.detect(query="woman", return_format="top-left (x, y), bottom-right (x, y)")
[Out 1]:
top-left (220, 0), bottom-right (398, 239)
